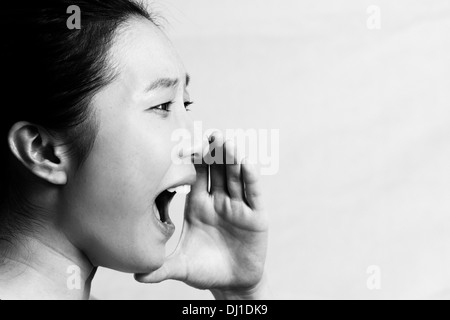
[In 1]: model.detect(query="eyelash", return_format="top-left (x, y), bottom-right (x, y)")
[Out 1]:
top-left (151, 101), bottom-right (194, 113)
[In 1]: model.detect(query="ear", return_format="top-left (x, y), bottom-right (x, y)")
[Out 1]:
top-left (8, 122), bottom-right (69, 185)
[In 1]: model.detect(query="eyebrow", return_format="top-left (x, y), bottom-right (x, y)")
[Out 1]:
top-left (145, 74), bottom-right (190, 92)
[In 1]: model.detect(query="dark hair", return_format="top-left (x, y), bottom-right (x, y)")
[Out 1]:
top-left (0, 0), bottom-right (156, 241)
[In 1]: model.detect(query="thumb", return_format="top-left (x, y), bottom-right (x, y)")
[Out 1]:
top-left (134, 254), bottom-right (186, 284)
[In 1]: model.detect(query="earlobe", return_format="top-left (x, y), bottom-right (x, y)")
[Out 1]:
top-left (8, 122), bottom-right (69, 186)
top-left (47, 170), bottom-right (68, 185)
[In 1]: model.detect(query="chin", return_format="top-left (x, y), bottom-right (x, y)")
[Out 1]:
top-left (130, 261), bottom-right (164, 275)
top-left (126, 245), bottom-right (166, 274)
top-left (89, 242), bottom-right (166, 274)
top-left (103, 257), bottom-right (165, 274)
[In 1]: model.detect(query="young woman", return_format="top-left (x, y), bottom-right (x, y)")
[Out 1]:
top-left (0, 0), bottom-right (269, 299)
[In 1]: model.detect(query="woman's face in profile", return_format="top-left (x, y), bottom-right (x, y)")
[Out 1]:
top-left (59, 19), bottom-right (203, 273)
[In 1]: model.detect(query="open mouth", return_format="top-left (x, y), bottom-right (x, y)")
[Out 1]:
top-left (155, 190), bottom-right (176, 224)
top-left (154, 185), bottom-right (192, 225)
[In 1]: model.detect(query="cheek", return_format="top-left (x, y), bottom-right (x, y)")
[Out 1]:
top-left (92, 111), bottom-right (176, 199)
top-left (62, 114), bottom-right (177, 272)
top-left (131, 117), bottom-right (179, 196)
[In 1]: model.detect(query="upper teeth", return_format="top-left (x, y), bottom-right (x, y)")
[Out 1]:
top-left (167, 185), bottom-right (191, 195)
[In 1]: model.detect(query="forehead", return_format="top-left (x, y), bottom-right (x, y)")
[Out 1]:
top-left (110, 18), bottom-right (185, 88)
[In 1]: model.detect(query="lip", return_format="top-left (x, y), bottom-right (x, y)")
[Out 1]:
top-left (160, 173), bottom-right (197, 195)
top-left (152, 201), bottom-right (176, 239)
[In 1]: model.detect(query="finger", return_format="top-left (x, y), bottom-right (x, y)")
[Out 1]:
top-left (224, 140), bottom-right (245, 200)
top-left (191, 163), bottom-right (209, 195)
top-left (242, 158), bottom-right (263, 211)
top-left (207, 132), bottom-right (227, 194)
top-left (134, 255), bottom-right (185, 284)
top-left (191, 133), bottom-right (213, 195)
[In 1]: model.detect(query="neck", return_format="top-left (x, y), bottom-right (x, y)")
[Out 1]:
top-left (0, 229), bottom-right (95, 300)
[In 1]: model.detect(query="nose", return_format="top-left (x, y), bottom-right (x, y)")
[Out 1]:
top-left (177, 120), bottom-right (209, 164)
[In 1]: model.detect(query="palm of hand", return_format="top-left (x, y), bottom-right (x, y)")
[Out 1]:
top-left (135, 133), bottom-right (268, 294)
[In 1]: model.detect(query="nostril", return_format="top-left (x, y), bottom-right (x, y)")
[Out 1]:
top-left (177, 133), bottom-right (209, 162)
top-left (191, 152), bottom-right (202, 164)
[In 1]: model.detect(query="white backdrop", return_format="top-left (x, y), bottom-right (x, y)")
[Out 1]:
top-left (92, 0), bottom-right (450, 299)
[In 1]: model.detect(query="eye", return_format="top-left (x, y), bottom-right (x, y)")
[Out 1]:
top-left (184, 101), bottom-right (194, 112)
top-left (150, 101), bottom-right (173, 113)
